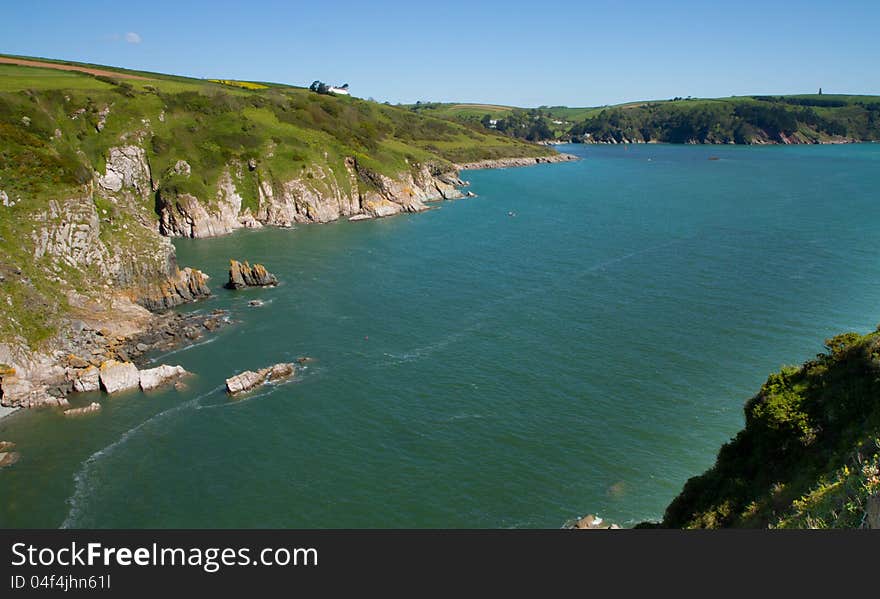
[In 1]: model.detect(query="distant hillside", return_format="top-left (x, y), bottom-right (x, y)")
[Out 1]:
top-left (653, 327), bottom-right (880, 529)
top-left (569, 95), bottom-right (880, 144)
top-left (408, 95), bottom-right (880, 145)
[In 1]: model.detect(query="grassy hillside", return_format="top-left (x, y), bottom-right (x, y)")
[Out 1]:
top-left (407, 95), bottom-right (880, 144)
top-left (0, 55), bottom-right (553, 349)
top-left (656, 327), bottom-right (880, 528)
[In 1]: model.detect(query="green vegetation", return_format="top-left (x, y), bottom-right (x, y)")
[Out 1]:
top-left (568, 96), bottom-right (880, 144)
top-left (0, 55), bottom-right (552, 349)
top-left (407, 95), bottom-right (880, 144)
top-left (657, 328), bottom-right (880, 528)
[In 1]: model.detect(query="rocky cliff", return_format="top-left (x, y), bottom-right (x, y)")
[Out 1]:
top-left (156, 157), bottom-right (467, 239)
top-left (0, 143), bottom-right (211, 408)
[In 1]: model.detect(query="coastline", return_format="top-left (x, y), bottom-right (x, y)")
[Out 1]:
top-left (0, 149), bottom-right (576, 415)
top-left (457, 153), bottom-right (579, 170)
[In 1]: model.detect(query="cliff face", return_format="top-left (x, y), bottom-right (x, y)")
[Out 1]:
top-left (156, 157), bottom-right (465, 239)
top-left (0, 144), bottom-right (211, 407)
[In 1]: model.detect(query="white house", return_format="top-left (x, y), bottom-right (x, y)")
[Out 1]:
top-left (329, 84), bottom-right (350, 95)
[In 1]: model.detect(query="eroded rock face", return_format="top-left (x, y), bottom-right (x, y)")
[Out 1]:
top-left (0, 376), bottom-right (68, 408)
top-left (139, 364), bottom-right (187, 391)
top-left (225, 260), bottom-right (278, 289)
top-left (97, 146), bottom-right (151, 195)
top-left (158, 171), bottom-right (255, 238)
top-left (72, 365), bottom-right (100, 393)
top-left (154, 157), bottom-right (470, 238)
top-left (138, 267), bottom-right (211, 311)
top-left (225, 362), bottom-right (295, 395)
top-left (32, 197), bottom-right (113, 277)
top-left (98, 360), bottom-right (140, 394)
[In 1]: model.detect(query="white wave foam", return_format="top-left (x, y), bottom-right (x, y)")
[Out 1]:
top-left (147, 336), bottom-right (218, 364)
top-left (60, 385), bottom-right (223, 529)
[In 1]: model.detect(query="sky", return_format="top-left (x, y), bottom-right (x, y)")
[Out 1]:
top-left (2, 0), bottom-right (879, 107)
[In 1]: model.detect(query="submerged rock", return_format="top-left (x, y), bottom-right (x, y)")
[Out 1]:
top-left (225, 259), bottom-right (278, 289)
top-left (64, 402), bottom-right (101, 417)
top-left (225, 362), bottom-right (295, 395)
top-left (569, 514), bottom-right (621, 530)
top-left (139, 364), bottom-right (188, 391)
top-left (98, 360), bottom-right (140, 394)
top-left (0, 451), bottom-right (21, 468)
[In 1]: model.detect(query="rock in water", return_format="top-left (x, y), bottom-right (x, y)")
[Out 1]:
top-left (64, 402), bottom-right (101, 417)
top-left (570, 514), bottom-right (621, 530)
top-left (98, 360), bottom-right (140, 394)
top-left (139, 365), bottom-right (188, 391)
top-left (225, 362), bottom-right (295, 395)
top-left (0, 451), bottom-right (21, 468)
top-left (225, 259), bottom-right (278, 289)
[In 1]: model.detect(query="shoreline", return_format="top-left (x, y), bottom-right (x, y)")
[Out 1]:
top-left (0, 149), bottom-right (578, 416)
top-left (457, 153), bottom-right (579, 170)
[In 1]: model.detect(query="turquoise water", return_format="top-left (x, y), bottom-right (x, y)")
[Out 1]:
top-left (2, 143), bottom-right (879, 528)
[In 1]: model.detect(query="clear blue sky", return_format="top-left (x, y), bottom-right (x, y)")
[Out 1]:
top-left (2, 0), bottom-right (878, 106)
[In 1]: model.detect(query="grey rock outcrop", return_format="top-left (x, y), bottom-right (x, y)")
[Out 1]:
top-left (138, 267), bottom-right (211, 311)
top-left (0, 375), bottom-right (69, 408)
top-left (98, 360), bottom-right (140, 394)
top-left (225, 260), bottom-right (278, 289)
top-left (72, 365), bottom-right (100, 393)
top-left (139, 364), bottom-right (187, 391)
top-left (97, 146), bottom-right (151, 195)
top-left (172, 160), bottom-right (191, 176)
top-left (226, 363), bottom-right (295, 395)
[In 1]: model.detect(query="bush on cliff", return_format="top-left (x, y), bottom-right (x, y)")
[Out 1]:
top-left (661, 327), bottom-right (880, 528)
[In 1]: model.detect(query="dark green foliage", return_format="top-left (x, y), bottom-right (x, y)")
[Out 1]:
top-left (661, 329), bottom-right (880, 528)
top-left (568, 97), bottom-right (880, 144)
